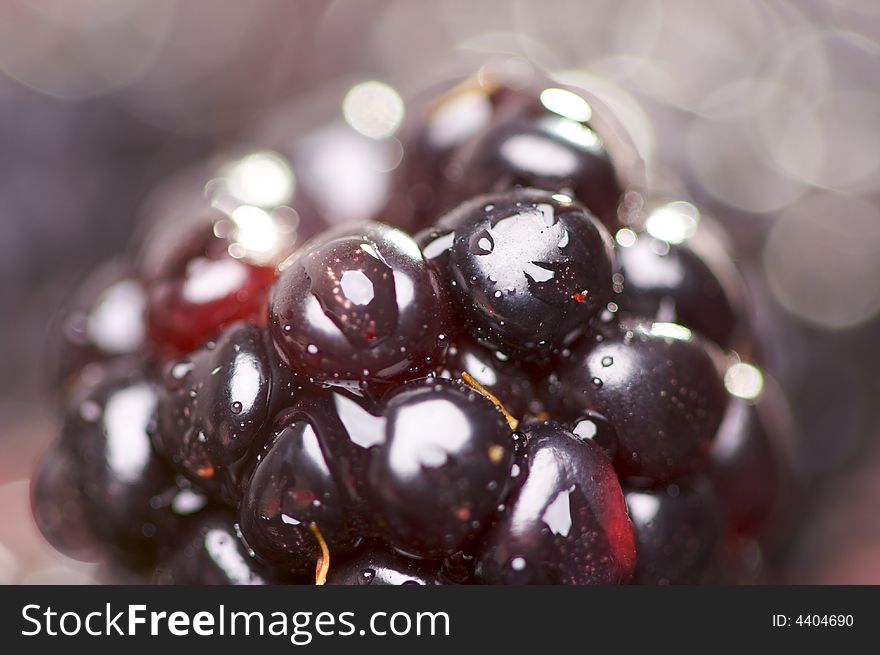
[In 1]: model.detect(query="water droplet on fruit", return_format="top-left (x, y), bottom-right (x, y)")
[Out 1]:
top-left (591, 377), bottom-right (603, 388)
top-left (601, 356), bottom-right (613, 367)
top-left (359, 568), bottom-right (375, 585)
top-left (230, 401), bottom-right (243, 415)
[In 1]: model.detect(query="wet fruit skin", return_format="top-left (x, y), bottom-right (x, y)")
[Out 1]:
top-left (446, 112), bottom-right (624, 231)
top-left (33, 71), bottom-right (786, 586)
top-left (144, 224), bottom-right (276, 356)
top-left (389, 78), bottom-right (533, 230)
top-left (568, 409), bottom-right (618, 462)
top-left (240, 409), bottom-right (362, 575)
top-left (154, 514), bottom-right (270, 585)
top-left (153, 322), bottom-right (272, 505)
top-left (616, 232), bottom-right (741, 349)
top-left (391, 76), bottom-right (638, 233)
top-left (625, 480), bottom-right (725, 584)
top-left (556, 320), bottom-right (728, 483)
top-left (438, 336), bottom-right (537, 419)
top-left (477, 422), bottom-right (636, 585)
top-left (367, 378), bottom-right (515, 558)
top-left (60, 360), bottom-right (187, 565)
top-left (269, 221), bottom-right (452, 390)
top-left (420, 188), bottom-right (615, 357)
top-left (284, 388), bottom-right (385, 536)
top-left (327, 545), bottom-right (439, 585)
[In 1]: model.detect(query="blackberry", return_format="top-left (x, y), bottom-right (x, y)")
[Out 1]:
top-left (419, 188), bottom-right (615, 357)
top-left (269, 222), bottom-right (452, 392)
top-left (32, 71), bottom-right (795, 586)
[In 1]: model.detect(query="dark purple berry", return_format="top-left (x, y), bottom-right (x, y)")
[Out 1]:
top-left (327, 545), bottom-right (438, 585)
top-left (367, 378), bottom-right (514, 558)
top-left (439, 550), bottom-right (477, 585)
top-left (420, 188), bottom-right (615, 356)
top-left (61, 361), bottom-right (196, 565)
top-left (54, 259), bottom-right (147, 388)
top-left (153, 322), bottom-right (272, 503)
top-left (447, 111), bottom-right (624, 230)
top-left (568, 409), bottom-right (618, 461)
top-left (285, 388), bottom-right (385, 535)
top-left (389, 77), bottom-right (532, 229)
top-left (616, 230), bottom-right (744, 349)
top-left (557, 320), bottom-right (727, 482)
top-left (438, 336), bottom-right (537, 418)
top-left (240, 409), bottom-right (361, 575)
top-left (393, 76), bottom-right (641, 232)
top-left (269, 222), bottom-right (452, 390)
top-left (154, 514), bottom-right (271, 585)
top-left (625, 480), bottom-right (725, 584)
top-left (709, 392), bottom-right (795, 538)
top-left (477, 421), bottom-right (636, 584)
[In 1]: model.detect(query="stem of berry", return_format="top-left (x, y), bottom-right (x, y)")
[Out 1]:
top-left (461, 371), bottom-right (519, 431)
top-left (309, 522), bottom-right (330, 585)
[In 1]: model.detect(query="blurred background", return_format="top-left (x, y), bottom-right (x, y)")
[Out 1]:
top-left (1, 0), bottom-right (879, 583)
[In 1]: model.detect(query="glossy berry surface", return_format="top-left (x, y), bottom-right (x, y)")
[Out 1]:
top-left (390, 77), bottom-right (531, 230)
top-left (625, 480), bottom-right (725, 584)
top-left (55, 259), bottom-right (147, 387)
top-left (144, 224), bottom-right (276, 355)
top-left (287, 388), bottom-right (384, 534)
top-left (33, 69), bottom-right (790, 587)
top-left (568, 409), bottom-right (618, 461)
top-left (154, 322), bottom-right (272, 503)
top-left (367, 378), bottom-right (514, 558)
top-left (240, 409), bottom-right (361, 574)
top-left (269, 222), bottom-right (451, 390)
top-left (478, 422), bottom-right (636, 584)
top-left (421, 188), bottom-right (615, 356)
top-left (438, 336), bottom-right (537, 418)
top-left (447, 111), bottom-right (624, 230)
top-left (616, 232), bottom-right (742, 349)
top-left (557, 320), bottom-right (727, 482)
top-left (328, 545), bottom-right (438, 585)
top-left (154, 514), bottom-right (270, 585)
top-left (61, 361), bottom-right (190, 565)
top-left (392, 76), bottom-right (639, 232)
